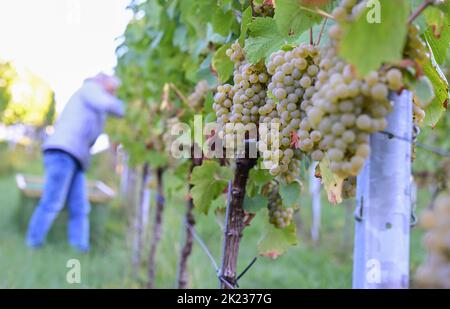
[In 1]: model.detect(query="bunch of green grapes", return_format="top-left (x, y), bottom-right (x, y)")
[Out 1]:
top-left (414, 194), bottom-right (450, 288)
top-left (304, 2), bottom-right (404, 178)
top-left (213, 84), bottom-right (234, 126)
top-left (413, 99), bottom-right (426, 125)
top-left (188, 80), bottom-right (209, 110)
top-left (259, 43), bottom-right (321, 181)
top-left (214, 41), bottom-right (269, 152)
top-left (268, 185), bottom-right (294, 229)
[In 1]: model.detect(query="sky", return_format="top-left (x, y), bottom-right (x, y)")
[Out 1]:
top-left (0, 0), bottom-right (132, 112)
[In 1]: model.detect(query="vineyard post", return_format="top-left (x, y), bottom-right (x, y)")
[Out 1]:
top-left (119, 150), bottom-right (129, 199)
top-left (353, 90), bottom-right (413, 289)
top-left (309, 162), bottom-right (321, 243)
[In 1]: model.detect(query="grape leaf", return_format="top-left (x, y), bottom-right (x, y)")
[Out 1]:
top-left (274, 0), bottom-right (329, 36)
top-left (244, 195), bottom-right (268, 213)
top-left (339, 0), bottom-right (409, 76)
top-left (258, 222), bottom-right (298, 259)
top-left (412, 76), bottom-right (435, 107)
top-left (244, 17), bottom-right (297, 64)
top-left (318, 157), bottom-right (344, 205)
top-left (248, 167), bottom-right (272, 186)
top-left (423, 7), bottom-right (450, 65)
top-left (145, 150), bottom-right (168, 168)
top-left (190, 160), bottom-right (233, 214)
top-left (423, 50), bottom-right (449, 127)
top-left (279, 182), bottom-right (301, 208)
top-left (212, 43), bottom-right (234, 83)
top-left (212, 7), bottom-right (234, 37)
top-left (239, 7), bottom-right (253, 45)
top-left (246, 165), bottom-right (272, 197)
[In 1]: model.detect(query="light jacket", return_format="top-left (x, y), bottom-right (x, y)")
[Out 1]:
top-left (43, 79), bottom-right (125, 170)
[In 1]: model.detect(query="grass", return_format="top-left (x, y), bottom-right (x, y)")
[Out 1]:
top-left (0, 147), bottom-right (429, 288)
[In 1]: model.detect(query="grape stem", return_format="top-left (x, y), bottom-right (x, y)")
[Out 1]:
top-left (408, 0), bottom-right (434, 25)
top-left (315, 17), bottom-right (328, 46)
top-left (169, 83), bottom-right (188, 105)
top-left (249, 0), bottom-right (256, 16)
top-left (300, 6), bottom-right (335, 20)
top-left (309, 27), bottom-right (314, 45)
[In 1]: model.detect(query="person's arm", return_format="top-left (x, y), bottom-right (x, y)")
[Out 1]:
top-left (80, 81), bottom-right (125, 117)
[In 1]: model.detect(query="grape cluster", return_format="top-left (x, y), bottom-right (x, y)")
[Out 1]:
top-left (259, 44), bottom-right (321, 182)
top-left (303, 2), bottom-right (404, 179)
top-left (415, 194), bottom-right (450, 288)
top-left (268, 185), bottom-right (294, 229)
top-left (188, 80), bottom-right (209, 110)
top-left (214, 41), bottom-right (269, 151)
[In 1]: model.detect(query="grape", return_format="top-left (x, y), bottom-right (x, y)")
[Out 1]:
top-left (214, 41), bottom-right (270, 156)
top-left (414, 194), bottom-right (450, 288)
top-left (188, 80), bottom-right (209, 110)
top-left (302, 0), bottom-right (403, 179)
top-left (268, 184), bottom-right (294, 229)
top-left (386, 68), bottom-right (403, 91)
top-left (259, 43), bottom-right (324, 182)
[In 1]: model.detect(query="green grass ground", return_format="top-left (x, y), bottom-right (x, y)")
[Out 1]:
top-left (0, 148), bottom-right (428, 288)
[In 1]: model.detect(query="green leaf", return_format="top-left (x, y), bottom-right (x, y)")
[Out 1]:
top-left (244, 194), bottom-right (268, 213)
top-left (203, 91), bottom-right (214, 114)
top-left (239, 7), bottom-right (253, 45)
top-left (212, 43), bottom-right (234, 83)
top-left (274, 0), bottom-right (328, 36)
top-left (423, 7), bottom-right (450, 65)
top-left (145, 150), bottom-right (168, 168)
top-left (423, 51), bottom-right (449, 127)
top-left (248, 167), bottom-right (273, 186)
top-left (279, 182), bottom-right (301, 208)
top-left (246, 165), bottom-right (272, 197)
top-left (212, 7), bottom-right (234, 37)
top-left (258, 222), bottom-right (298, 259)
top-left (339, 0), bottom-right (409, 76)
top-left (190, 160), bottom-right (233, 214)
top-left (244, 17), bottom-right (296, 64)
top-left (318, 157), bottom-right (344, 205)
top-left (412, 76), bottom-right (435, 107)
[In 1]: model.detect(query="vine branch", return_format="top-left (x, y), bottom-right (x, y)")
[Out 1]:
top-left (408, 0), bottom-right (434, 24)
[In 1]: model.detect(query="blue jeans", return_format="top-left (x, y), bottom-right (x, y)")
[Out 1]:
top-left (26, 150), bottom-right (91, 252)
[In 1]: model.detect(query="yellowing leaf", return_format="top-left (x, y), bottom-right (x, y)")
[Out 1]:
top-left (258, 222), bottom-right (298, 259)
top-left (318, 158), bottom-right (344, 205)
top-left (423, 48), bottom-right (449, 127)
